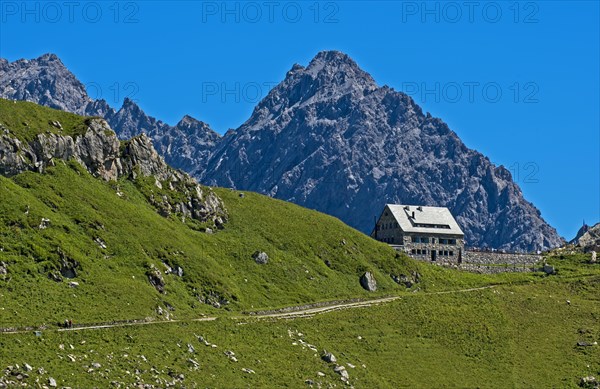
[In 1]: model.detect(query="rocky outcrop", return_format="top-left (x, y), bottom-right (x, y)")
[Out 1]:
top-left (0, 55), bottom-right (220, 173)
top-left (0, 118), bottom-right (121, 180)
top-left (0, 117), bottom-right (227, 228)
top-left (199, 50), bottom-right (564, 252)
top-left (570, 223), bottom-right (600, 253)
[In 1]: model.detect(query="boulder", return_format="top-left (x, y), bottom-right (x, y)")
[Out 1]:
top-left (321, 351), bottom-right (337, 363)
top-left (48, 377), bottom-right (57, 387)
top-left (252, 251), bottom-right (269, 265)
top-left (360, 272), bottom-right (377, 291)
top-left (542, 264), bottom-right (555, 275)
top-left (333, 365), bottom-right (349, 381)
top-left (591, 251), bottom-right (597, 263)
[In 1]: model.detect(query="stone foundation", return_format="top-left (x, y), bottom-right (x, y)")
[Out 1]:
top-left (400, 248), bottom-right (543, 273)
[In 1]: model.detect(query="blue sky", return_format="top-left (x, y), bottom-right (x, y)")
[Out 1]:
top-left (1, 1), bottom-right (598, 240)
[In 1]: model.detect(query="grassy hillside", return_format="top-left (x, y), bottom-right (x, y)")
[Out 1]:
top-left (1, 100), bottom-right (599, 388)
top-left (0, 100), bottom-right (527, 330)
top-left (1, 262), bottom-right (598, 388)
top-left (0, 159), bottom-right (426, 327)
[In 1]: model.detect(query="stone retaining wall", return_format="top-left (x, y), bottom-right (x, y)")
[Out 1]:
top-left (440, 263), bottom-right (541, 274)
top-left (403, 248), bottom-right (543, 273)
top-left (463, 251), bottom-right (541, 266)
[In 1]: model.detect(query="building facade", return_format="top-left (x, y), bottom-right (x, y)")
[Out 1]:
top-left (371, 204), bottom-right (465, 263)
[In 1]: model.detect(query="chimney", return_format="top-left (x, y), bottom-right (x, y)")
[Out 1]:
top-left (411, 211), bottom-right (415, 219)
top-left (417, 206), bottom-right (423, 211)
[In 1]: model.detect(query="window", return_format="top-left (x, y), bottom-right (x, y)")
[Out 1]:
top-left (439, 250), bottom-right (443, 255)
top-left (421, 237), bottom-right (429, 244)
top-left (412, 236), bottom-right (419, 243)
top-left (390, 237), bottom-right (394, 243)
top-left (440, 238), bottom-right (447, 245)
top-left (449, 251), bottom-right (454, 256)
top-left (411, 249), bottom-right (416, 254)
top-left (449, 239), bottom-right (456, 245)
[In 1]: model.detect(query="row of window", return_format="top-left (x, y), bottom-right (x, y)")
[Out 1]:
top-left (439, 238), bottom-right (456, 245)
top-left (410, 249), bottom-right (455, 256)
top-left (381, 237), bottom-right (395, 244)
top-left (379, 221), bottom-right (399, 230)
top-left (411, 236), bottom-right (456, 245)
top-left (414, 223), bottom-right (451, 229)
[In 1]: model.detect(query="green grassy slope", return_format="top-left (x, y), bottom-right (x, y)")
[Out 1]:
top-left (1, 268), bottom-right (598, 388)
top-left (0, 160), bottom-right (423, 327)
top-left (0, 99), bottom-right (527, 329)
top-left (2, 99), bottom-right (599, 388)
top-left (0, 99), bottom-right (429, 327)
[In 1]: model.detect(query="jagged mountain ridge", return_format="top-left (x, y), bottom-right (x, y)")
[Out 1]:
top-left (0, 54), bottom-right (220, 172)
top-left (0, 52), bottom-right (564, 251)
top-left (199, 51), bottom-right (564, 251)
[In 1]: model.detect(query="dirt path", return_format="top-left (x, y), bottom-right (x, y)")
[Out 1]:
top-left (0, 285), bottom-right (497, 335)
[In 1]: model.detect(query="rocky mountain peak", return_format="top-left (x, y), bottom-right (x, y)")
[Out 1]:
top-left (0, 53), bottom-right (91, 114)
top-left (176, 115), bottom-right (212, 133)
top-left (242, 50), bottom-right (377, 132)
top-left (304, 50), bottom-right (376, 89)
top-left (37, 53), bottom-right (62, 64)
top-left (201, 51), bottom-right (564, 252)
top-left (119, 98), bottom-right (138, 114)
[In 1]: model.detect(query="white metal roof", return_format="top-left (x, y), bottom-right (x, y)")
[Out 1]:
top-left (384, 204), bottom-right (464, 236)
